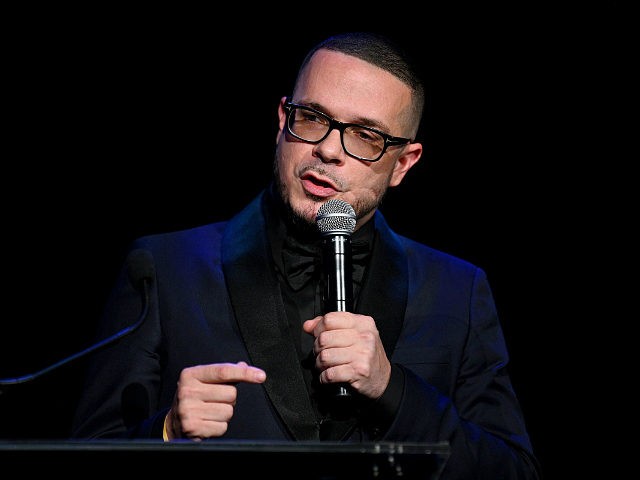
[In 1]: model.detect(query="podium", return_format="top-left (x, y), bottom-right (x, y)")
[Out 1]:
top-left (0, 439), bottom-right (450, 479)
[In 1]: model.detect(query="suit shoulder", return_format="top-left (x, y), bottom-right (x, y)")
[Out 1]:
top-left (396, 234), bottom-right (482, 275)
top-left (130, 221), bottom-right (228, 255)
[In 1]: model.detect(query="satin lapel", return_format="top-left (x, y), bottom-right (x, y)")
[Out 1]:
top-left (222, 193), bottom-right (319, 440)
top-left (356, 212), bottom-right (408, 358)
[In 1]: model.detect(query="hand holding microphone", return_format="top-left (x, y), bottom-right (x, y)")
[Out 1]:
top-left (307, 199), bottom-right (392, 405)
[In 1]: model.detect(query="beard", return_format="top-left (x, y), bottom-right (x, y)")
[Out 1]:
top-left (271, 144), bottom-right (391, 236)
top-left (271, 151), bottom-right (319, 238)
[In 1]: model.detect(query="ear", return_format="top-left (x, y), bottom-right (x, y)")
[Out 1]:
top-left (275, 96), bottom-right (288, 144)
top-left (389, 142), bottom-right (423, 187)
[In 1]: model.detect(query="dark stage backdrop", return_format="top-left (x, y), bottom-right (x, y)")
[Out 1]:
top-left (1, 6), bottom-right (621, 478)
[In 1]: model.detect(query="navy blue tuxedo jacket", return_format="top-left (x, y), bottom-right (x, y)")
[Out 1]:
top-left (72, 189), bottom-right (540, 478)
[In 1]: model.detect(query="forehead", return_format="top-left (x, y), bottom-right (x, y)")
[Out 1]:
top-left (293, 49), bottom-right (412, 125)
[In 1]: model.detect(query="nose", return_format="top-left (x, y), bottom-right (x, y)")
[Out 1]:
top-left (312, 127), bottom-right (347, 163)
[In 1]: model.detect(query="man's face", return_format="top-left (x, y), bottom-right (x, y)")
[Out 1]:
top-left (274, 49), bottom-right (422, 231)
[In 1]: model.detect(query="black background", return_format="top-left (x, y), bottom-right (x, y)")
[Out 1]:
top-left (0, 4), bottom-right (623, 478)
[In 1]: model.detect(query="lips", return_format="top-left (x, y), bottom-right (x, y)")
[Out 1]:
top-left (300, 171), bottom-right (339, 197)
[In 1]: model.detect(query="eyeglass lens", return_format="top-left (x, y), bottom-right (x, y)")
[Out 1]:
top-left (288, 106), bottom-right (386, 161)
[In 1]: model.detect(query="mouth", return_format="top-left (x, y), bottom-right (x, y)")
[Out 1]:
top-left (300, 171), bottom-right (340, 198)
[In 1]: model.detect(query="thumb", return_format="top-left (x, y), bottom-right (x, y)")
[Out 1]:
top-left (302, 316), bottom-right (322, 335)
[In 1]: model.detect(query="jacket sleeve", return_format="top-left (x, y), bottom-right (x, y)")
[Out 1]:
top-left (70, 247), bottom-right (165, 439)
top-left (385, 267), bottom-right (542, 479)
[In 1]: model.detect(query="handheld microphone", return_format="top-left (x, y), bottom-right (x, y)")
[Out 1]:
top-left (0, 248), bottom-right (155, 390)
top-left (316, 199), bottom-right (356, 399)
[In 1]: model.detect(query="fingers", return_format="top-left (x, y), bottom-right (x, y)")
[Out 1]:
top-left (303, 313), bottom-right (390, 398)
top-left (305, 312), bottom-right (372, 354)
top-left (186, 361), bottom-right (267, 385)
top-left (170, 398), bottom-right (236, 440)
top-left (303, 312), bottom-right (359, 336)
top-left (168, 362), bottom-right (266, 441)
top-left (302, 316), bottom-right (322, 334)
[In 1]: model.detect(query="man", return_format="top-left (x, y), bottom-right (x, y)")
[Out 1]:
top-left (72, 32), bottom-right (541, 478)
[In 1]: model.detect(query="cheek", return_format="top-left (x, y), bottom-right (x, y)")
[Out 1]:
top-left (362, 163), bottom-right (394, 191)
top-left (350, 167), bottom-right (393, 207)
top-left (275, 141), bottom-right (303, 186)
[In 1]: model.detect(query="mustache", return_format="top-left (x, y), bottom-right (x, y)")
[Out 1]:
top-left (297, 164), bottom-right (346, 191)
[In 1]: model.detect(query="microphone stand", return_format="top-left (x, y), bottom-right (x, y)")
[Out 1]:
top-left (0, 249), bottom-right (154, 392)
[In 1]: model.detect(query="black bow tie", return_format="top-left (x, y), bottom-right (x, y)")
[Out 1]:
top-left (281, 236), bottom-right (371, 291)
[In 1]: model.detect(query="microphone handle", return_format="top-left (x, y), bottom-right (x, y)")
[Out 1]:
top-left (322, 234), bottom-right (353, 399)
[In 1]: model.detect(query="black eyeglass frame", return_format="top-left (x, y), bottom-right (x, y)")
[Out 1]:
top-left (283, 99), bottom-right (413, 162)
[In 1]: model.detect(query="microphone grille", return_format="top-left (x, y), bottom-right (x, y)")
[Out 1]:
top-left (316, 199), bottom-right (356, 235)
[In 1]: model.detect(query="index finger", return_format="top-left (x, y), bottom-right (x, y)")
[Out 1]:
top-left (192, 362), bottom-right (266, 384)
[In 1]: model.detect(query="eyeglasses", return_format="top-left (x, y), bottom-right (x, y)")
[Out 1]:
top-left (283, 99), bottom-right (412, 162)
